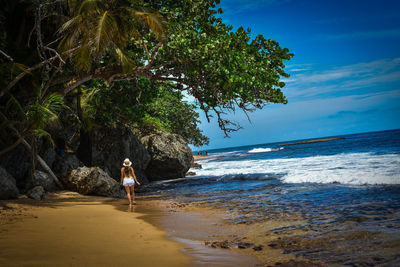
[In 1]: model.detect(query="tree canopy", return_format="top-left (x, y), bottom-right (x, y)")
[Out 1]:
top-left (0, 0), bottom-right (293, 149)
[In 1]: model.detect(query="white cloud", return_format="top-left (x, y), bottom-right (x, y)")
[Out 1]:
top-left (284, 57), bottom-right (400, 99)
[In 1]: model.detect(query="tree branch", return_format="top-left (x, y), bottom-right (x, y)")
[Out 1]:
top-left (0, 45), bottom-right (87, 98)
top-left (0, 111), bottom-right (64, 189)
top-left (0, 49), bottom-right (14, 62)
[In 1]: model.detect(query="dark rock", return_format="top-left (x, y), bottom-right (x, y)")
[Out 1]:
top-left (27, 186), bottom-right (45, 200)
top-left (0, 144), bottom-right (30, 187)
top-left (208, 240), bottom-right (230, 249)
top-left (191, 162), bottom-right (202, 169)
top-left (186, 171), bottom-right (196, 176)
top-left (53, 153), bottom-right (84, 179)
top-left (60, 112), bottom-right (81, 149)
top-left (141, 132), bottom-right (194, 181)
top-left (77, 126), bottom-right (150, 184)
top-left (268, 243), bottom-right (278, 248)
top-left (38, 145), bottom-right (57, 169)
top-left (237, 242), bottom-right (253, 249)
top-left (0, 167), bottom-right (19, 199)
top-left (29, 170), bottom-right (57, 192)
top-left (64, 166), bottom-right (125, 198)
top-left (253, 245), bottom-right (264, 251)
top-left (49, 108), bottom-right (81, 151)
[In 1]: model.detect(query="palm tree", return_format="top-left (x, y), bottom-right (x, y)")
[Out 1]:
top-left (0, 87), bottom-right (65, 188)
top-left (58, 0), bottom-right (167, 72)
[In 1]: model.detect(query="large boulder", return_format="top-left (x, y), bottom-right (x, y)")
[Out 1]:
top-left (0, 167), bottom-right (19, 199)
top-left (28, 170), bottom-right (57, 192)
top-left (77, 126), bottom-right (151, 184)
top-left (37, 139), bottom-right (58, 170)
top-left (53, 153), bottom-right (84, 179)
top-left (27, 186), bottom-right (45, 200)
top-left (64, 166), bottom-right (125, 198)
top-left (141, 132), bottom-right (194, 181)
top-left (0, 145), bottom-right (30, 188)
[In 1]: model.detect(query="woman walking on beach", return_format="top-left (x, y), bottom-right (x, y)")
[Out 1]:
top-left (120, 158), bottom-right (140, 205)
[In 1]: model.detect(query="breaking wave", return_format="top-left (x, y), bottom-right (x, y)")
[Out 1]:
top-left (194, 152), bottom-right (400, 185)
top-left (248, 147), bottom-right (284, 153)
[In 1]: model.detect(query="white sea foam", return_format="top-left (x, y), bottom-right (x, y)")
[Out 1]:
top-left (194, 152), bottom-right (400, 185)
top-left (248, 147), bottom-right (283, 153)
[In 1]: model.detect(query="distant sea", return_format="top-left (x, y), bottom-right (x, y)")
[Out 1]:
top-left (142, 129), bottom-right (400, 265)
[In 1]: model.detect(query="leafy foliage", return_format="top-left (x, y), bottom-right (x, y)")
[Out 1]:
top-left (58, 0), bottom-right (167, 72)
top-left (80, 79), bottom-right (209, 146)
top-left (144, 0), bottom-right (293, 134)
top-left (3, 86), bottom-right (65, 147)
top-left (145, 88), bottom-right (209, 146)
top-left (1, 0), bottom-right (293, 151)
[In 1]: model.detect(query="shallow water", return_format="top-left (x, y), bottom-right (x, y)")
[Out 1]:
top-left (140, 130), bottom-right (400, 265)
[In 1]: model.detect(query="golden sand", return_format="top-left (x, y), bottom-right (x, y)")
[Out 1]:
top-left (0, 192), bottom-right (191, 267)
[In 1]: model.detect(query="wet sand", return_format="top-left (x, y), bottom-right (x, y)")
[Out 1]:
top-left (193, 155), bottom-right (208, 160)
top-left (0, 192), bottom-right (260, 267)
top-left (134, 200), bottom-right (260, 267)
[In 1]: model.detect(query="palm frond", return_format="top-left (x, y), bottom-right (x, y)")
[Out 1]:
top-left (130, 10), bottom-right (167, 41)
top-left (81, 112), bottom-right (101, 131)
top-left (11, 63), bottom-right (31, 75)
top-left (77, 0), bottom-right (104, 17)
top-left (26, 92), bottom-right (64, 129)
top-left (67, 0), bottom-right (80, 14)
top-left (42, 93), bottom-right (65, 114)
top-left (96, 10), bottom-right (118, 52)
top-left (32, 129), bottom-right (55, 147)
top-left (58, 20), bottom-right (83, 55)
top-left (75, 46), bottom-right (92, 71)
top-left (58, 15), bottom-right (80, 34)
top-left (58, 0), bottom-right (167, 72)
top-left (81, 86), bottom-right (100, 104)
top-left (114, 47), bottom-right (135, 73)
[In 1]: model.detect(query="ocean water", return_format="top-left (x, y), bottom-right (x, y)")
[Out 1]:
top-left (141, 129), bottom-right (400, 265)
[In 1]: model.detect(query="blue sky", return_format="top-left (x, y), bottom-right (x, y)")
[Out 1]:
top-left (192, 0), bottom-right (400, 150)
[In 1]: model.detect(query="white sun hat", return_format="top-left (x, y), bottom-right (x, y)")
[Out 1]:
top-left (123, 158), bottom-right (132, 167)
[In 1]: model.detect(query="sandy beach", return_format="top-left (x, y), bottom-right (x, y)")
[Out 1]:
top-left (0, 192), bottom-right (191, 267)
top-left (0, 191), bottom-right (261, 267)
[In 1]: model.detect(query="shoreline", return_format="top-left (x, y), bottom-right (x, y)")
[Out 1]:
top-left (193, 155), bottom-right (208, 160)
top-left (140, 199), bottom-right (316, 266)
top-left (0, 191), bottom-right (261, 267)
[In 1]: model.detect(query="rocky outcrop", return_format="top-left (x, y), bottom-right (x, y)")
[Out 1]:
top-left (63, 166), bottom-right (125, 198)
top-left (58, 110), bottom-right (81, 150)
top-left (39, 145), bottom-right (57, 170)
top-left (29, 170), bottom-right (57, 192)
top-left (141, 132), bottom-right (194, 181)
top-left (53, 153), bottom-right (84, 179)
top-left (27, 186), bottom-right (45, 200)
top-left (0, 145), bottom-right (30, 188)
top-left (0, 167), bottom-right (19, 199)
top-left (77, 126), bottom-right (151, 184)
top-left (191, 162), bottom-right (202, 169)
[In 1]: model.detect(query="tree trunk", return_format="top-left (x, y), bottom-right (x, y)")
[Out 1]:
top-left (77, 87), bottom-right (82, 120)
top-left (22, 139), bottom-right (64, 189)
top-left (0, 111), bottom-right (64, 189)
top-left (29, 136), bottom-right (37, 184)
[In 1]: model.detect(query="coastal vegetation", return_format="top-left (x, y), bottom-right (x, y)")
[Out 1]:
top-left (0, 0), bottom-right (293, 187)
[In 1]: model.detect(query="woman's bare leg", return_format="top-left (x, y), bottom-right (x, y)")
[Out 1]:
top-left (130, 185), bottom-right (136, 204)
top-left (124, 186), bottom-right (131, 205)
